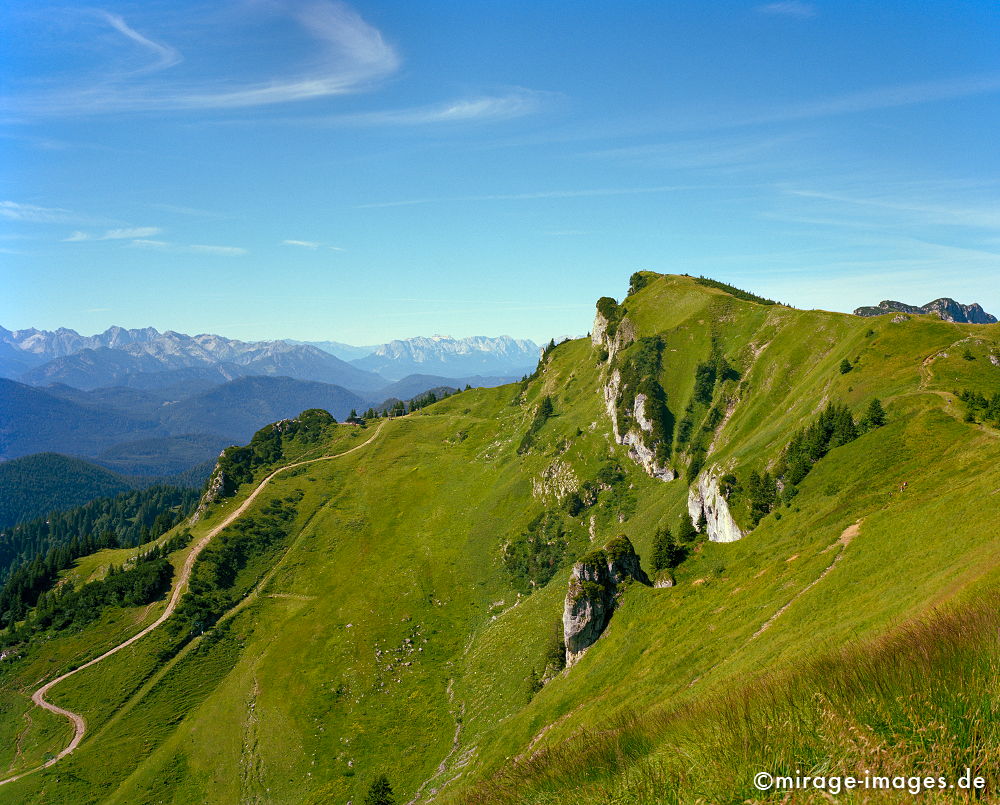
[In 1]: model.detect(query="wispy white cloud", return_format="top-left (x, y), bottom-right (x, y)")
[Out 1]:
top-left (581, 133), bottom-right (804, 171)
top-left (327, 89), bottom-right (546, 126)
top-left (97, 10), bottom-right (182, 73)
top-left (3, 1), bottom-right (399, 116)
top-left (357, 184), bottom-right (701, 209)
top-left (128, 238), bottom-right (171, 249)
top-left (0, 200), bottom-right (89, 224)
top-left (785, 188), bottom-right (1000, 230)
top-left (149, 203), bottom-right (228, 218)
top-left (742, 73), bottom-right (1000, 126)
top-left (756, 2), bottom-right (817, 19)
top-left (212, 88), bottom-right (550, 128)
top-left (189, 244), bottom-right (248, 256)
top-left (64, 226), bottom-right (163, 242)
top-left (282, 239), bottom-right (346, 251)
top-left (125, 239), bottom-right (247, 255)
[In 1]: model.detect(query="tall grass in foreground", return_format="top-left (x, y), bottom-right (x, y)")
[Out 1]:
top-left (458, 595), bottom-right (1000, 804)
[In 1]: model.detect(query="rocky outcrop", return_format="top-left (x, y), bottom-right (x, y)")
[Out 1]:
top-left (599, 364), bottom-right (674, 482)
top-left (653, 572), bottom-right (675, 589)
top-left (592, 307), bottom-right (636, 362)
top-left (687, 469), bottom-right (745, 543)
top-left (563, 536), bottom-right (650, 666)
top-left (854, 298), bottom-right (997, 324)
top-left (531, 459), bottom-right (579, 501)
top-left (623, 393), bottom-right (676, 481)
top-left (191, 455), bottom-right (228, 523)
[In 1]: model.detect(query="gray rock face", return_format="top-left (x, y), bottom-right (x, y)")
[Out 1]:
top-left (591, 308), bottom-right (636, 362)
top-left (854, 298), bottom-right (997, 324)
top-left (624, 393), bottom-right (676, 481)
top-left (563, 536), bottom-right (649, 666)
top-left (687, 469), bottom-right (745, 543)
top-left (192, 455), bottom-right (228, 522)
top-left (596, 320), bottom-right (674, 483)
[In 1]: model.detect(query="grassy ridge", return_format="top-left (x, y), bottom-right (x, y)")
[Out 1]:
top-left (0, 274), bottom-right (997, 803)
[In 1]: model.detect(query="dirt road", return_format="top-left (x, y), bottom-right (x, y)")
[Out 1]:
top-left (0, 423), bottom-right (383, 787)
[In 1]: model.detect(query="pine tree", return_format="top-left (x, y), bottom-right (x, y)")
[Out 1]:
top-left (839, 358), bottom-right (853, 374)
top-left (829, 406), bottom-right (858, 447)
top-left (651, 527), bottom-right (671, 572)
top-left (860, 398), bottom-right (887, 431)
top-left (677, 514), bottom-right (698, 544)
top-left (365, 775), bottom-right (396, 805)
top-left (652, 527), bottom-right (686, 571)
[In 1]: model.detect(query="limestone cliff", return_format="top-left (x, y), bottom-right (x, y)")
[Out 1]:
top-left (595, 306), bottom-right (674, 482)
top-left (687, 468), bottom-right (745, 543)
top-left (563, 536), bottom-right (649, 666)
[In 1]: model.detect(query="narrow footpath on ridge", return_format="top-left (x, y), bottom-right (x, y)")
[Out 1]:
top-left (0, 422), bottom-right (385, 787)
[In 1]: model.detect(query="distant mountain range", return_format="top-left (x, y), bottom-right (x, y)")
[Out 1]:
top-left (349, 335), bottom-right (539, 380)
top-left (1, 325), bottom-right (385, 392)
top-left (0, 326), bottom-right (540, 390)
top-left (287, 339), bottom-right (381, 361)
top-left (0, 326), bottom-right (538, 511)
top-left (853, 297), bottom-right (997, 323)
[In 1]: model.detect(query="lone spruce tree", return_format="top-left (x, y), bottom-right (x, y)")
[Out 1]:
top-left (366, 775), bottom-right (396, 805)
top-left (652, 527), bottom-right (686, 572)
top-left (860, 398), bottom-right (887, 431)
top-left (677, 513), bottom-right (699, 544)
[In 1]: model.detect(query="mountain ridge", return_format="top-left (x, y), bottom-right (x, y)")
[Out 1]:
top-left (853, 296), bottom-right (997, 323)
top-left (0, 273), bottom-right (997, 803)
top-left (1, 326), bottom-right (386, 392)
top-left (351, 334), bottom-right (540, 380)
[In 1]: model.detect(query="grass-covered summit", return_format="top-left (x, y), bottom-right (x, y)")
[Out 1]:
top-left (1, 273), bottom-right (998, 804)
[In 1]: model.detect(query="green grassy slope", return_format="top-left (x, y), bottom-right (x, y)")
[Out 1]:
top-left (1, 274), bottom-right (997, 804)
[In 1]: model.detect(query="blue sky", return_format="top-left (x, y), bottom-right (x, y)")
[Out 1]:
top-left (2, 0), bottom-right (998, 343)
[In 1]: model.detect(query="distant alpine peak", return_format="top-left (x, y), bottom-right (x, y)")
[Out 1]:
top-left (370, 334), bottom-right (539, 359)
top-left (853, 298), bottom-right (997, 324)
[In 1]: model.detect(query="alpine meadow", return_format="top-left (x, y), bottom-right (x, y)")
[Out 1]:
top-left (4, 2), bottom-right (1000, 802)
top-left (1, 273), bottom-right (998, 803)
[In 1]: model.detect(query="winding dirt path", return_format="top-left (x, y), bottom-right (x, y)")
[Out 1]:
top-left (0, 424), bottom-right (384, 788)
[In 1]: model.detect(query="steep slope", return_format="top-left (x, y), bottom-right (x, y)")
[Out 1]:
top-left (0, 274), bottom-right (997, 804)
top-left (0, 454), bottom-right (135, 529)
